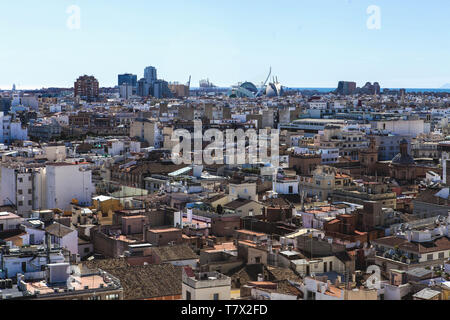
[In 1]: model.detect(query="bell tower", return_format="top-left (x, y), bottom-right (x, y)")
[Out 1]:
top-left (359, 136), bottom-right (378, 175)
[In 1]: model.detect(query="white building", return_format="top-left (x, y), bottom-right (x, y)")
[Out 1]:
top-left (0, 162), bottom-right (94, 216)
top-left (371, 119), bottom-right (429, 137)
top-left (0, 165), bottom-right (47, 217)
top-left (45, 222), bottom-right (78, 257)
top-left (49, 105), bottom-right (62, 113)
top-left (43, 145), bottom-right (67, 162)
top-left (273, 176), bottom-right (299, 195)
top-left (119, 84), bottom-right (133, 100)
top-left (309, 101), bottom-right (328, 110)
top-left (0, 212), bottom-right (23, 232)
top-left (0, 247), bottom-right (66, 280)
top-left (320, 148), bottom-right (340, 164)
top-left (0, 112), bottom-right (11, 143)
top-left (108, 140), bottom-right (125, 156)
top-left (46, 163), bottom-right (94, 211)
top-left (182, 268), bottom-right (231, 300)
top-left (10, 121), bottom-right (28, 141)
top-left (301, 277), bottom-right (343, 300)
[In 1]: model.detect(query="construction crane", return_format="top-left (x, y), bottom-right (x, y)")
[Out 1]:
top-left (187, 76), bottom-right (191, 89)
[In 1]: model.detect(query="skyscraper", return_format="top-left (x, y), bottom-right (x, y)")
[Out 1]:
top-left (137, 78), bottom-right (151, 97)
top-left (74, 75), bottom-right (99, 102)
top-left (144, 66), bottom-right (157, 84)
top-left (118, 73), bottom-right (137, 88)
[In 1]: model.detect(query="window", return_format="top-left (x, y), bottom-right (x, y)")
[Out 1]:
top-left (18, 178), bottom-right (23, 183)
top-left (427, 254), bottom-right (433, 261)
top-left (28, 189), bottom-right (32, 194)
top-left (88, 296), bottom-right (101, 300)
top-left (438, 252), bottom-right (445, 259)
top-left (84, 247), bottom-right (90, 253)
top-left (18, 189), bottom-right (23, 195)
top-left (213, 293), bottom-right (219, 300)
top-left (105, 294), bottom-right (119, 300)
top-left (28, 200), bottom-right (32, 206)
top-left (18, 201), bottom-right (23, 206)
top-left (186, 291), bottom-right (191, 300)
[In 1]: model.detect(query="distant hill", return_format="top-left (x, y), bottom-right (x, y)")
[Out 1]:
top-left (441, 83), bottom-right (450, 89)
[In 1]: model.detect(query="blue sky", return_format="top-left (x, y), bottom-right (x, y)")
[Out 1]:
top-left (0, 0), bottom-right (449, 89)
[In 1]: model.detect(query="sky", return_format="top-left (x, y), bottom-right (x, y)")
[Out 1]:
top-left (0, 0), bottom-right (449, 89)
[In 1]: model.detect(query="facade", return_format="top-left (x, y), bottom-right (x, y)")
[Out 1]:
top-left (336, 81), bottom-right (357, 95)
top-left (373, 234), bottom-right (450, 271)
top-left (46, 163), bottom-right (94, 211)
top-left (28, 121), bottom-right (61, 141)
top-left (0, 212), bottom-right (22, 232)
top-left (182, 268), bottom-right (231, 300)
top-left (118, 73), bottom-right (137, 92)
top-left (371, 119), bottom-right (428, 137)
top-left (439, 142), bottom-right (450, 185)
top-left (144, 66), bottom-right (157, 84)
top-left (74, 75), bottom-right (99, 101)
top-left (298, 166), bottom-right (352, 201)
top-left (119, 84), bottom-right (133, 99)
top-left (129, 119), bottom-right (159, 147)
top-left (169, 84), bottom-right (190, 98)
top-left (372, 134), bottom-right (411, 161)
top-left (0, 164), bottom-right (47, 217)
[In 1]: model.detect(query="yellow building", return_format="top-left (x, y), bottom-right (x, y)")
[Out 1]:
top-left (92, 196), bottom-right (123, 225)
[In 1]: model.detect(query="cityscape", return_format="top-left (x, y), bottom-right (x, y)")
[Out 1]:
top-left (0, 1), bottom-right (449, 309)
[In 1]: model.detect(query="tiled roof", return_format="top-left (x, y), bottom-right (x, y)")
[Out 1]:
top-left (103, 264), bottom-right (182, 300)
top-left (151, 244), bottom-right (199, 262)
top-left (45, 222), bottom-right (74, 238)
top-left (374, 236), bottom-right (450, 254)
top-left (83, 258), bottom-right (129, 271)
top-left (224, 199), bottom-right (254, 210)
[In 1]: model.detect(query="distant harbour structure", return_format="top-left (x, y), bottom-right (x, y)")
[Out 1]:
top-left (199, 79), bottom-right (216, 88)
top-left (265, 77), bottom-right (284, 97)
top-left (230, 67), bottom-right (284, 98)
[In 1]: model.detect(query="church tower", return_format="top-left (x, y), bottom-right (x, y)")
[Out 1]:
top-left (359, 136), bottom-right (379, 176)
